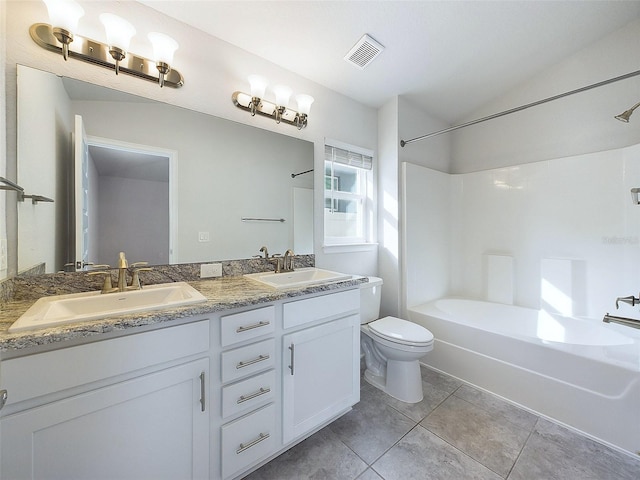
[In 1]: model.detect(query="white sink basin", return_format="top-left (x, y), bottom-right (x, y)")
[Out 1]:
top-left (245, 267), bottom-right (352, 290)
top-left (9, 282), bottom-right (207, 333)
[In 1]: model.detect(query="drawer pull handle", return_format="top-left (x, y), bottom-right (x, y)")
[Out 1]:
top-left (237, 387), bottom-right (271, 404)
top-left (236, 354), bottom-right (270, 369)
top-left (237, 432), bottom-right (270, 454)
top-left (236, 320), bottom-right (270, 333)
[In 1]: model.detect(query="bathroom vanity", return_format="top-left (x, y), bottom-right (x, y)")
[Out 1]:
top-left (0, 275), bottom-right (363, 480)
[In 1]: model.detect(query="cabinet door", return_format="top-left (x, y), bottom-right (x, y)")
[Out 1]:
top-left (1, 358), bottom-right (209, 480)
top-left (282, 314), bottom-right (360, 443)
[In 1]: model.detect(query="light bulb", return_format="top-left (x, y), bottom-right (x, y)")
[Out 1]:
top-left (273, 85), bottom-right (292, 108)
top-left (100, 13), bottom-right (136, 52)
top-left (148, 32), bottom-right (179, 87)
top-left (295, 94), bottom-right (314, 116)
top-left (248, 75), bottom-right (268, 99)
top-left (148, 32), bottom-right (179, 65)
top-left (43, 0), bottom-right (84, 33)
top-left (100, 13), bottom-right (136, 74)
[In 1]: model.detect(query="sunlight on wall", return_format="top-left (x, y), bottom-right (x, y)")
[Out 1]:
top-left (541, 278), bottom-right (573, 316)
top-left (382, 190), bottom-right (398, 258)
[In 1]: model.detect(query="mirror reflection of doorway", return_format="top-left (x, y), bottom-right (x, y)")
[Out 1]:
top-left (74, 123), bottom-right (176, 268)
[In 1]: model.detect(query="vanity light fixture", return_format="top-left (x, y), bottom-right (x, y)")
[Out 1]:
top-left (31, 0), bottom-right (184, 88)
top-left (233, 76), bottom-right (314, 129)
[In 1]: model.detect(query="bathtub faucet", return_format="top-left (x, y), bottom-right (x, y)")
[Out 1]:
top-left (615, 295), bottom-right (639, 309)
top-left (602, 313), bottom-right (640, 330)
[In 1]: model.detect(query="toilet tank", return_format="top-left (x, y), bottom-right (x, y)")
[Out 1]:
top-left (359, 276), bottom-right (383, 324)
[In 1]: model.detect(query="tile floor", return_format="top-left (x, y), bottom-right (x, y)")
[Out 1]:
top-left (245, 364), bottom-right (640, 480)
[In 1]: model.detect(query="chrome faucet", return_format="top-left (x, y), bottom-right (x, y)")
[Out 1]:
top-left (283, 249), bottom-right (295, 272)
top-left (88, 252), bottom-right (152, 293)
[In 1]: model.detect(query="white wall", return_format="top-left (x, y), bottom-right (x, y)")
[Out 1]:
top-left (398, 96), bottom-right (451, 173)
top-left (16, 65), bottom-right (72, 273)
top-left (97, 175), bottom-right (169, 266)
top-left (4, 0), bottom-right (378, 277)
top-left (451, 18), bottom-right (640, 173)
top-left (378, 97), bottom-right (451, 315)
top-left (377, 97), bottom-right (400, 317)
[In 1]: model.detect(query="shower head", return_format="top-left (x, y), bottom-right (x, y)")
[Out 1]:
top-left (615, 101), bottom-right (640, 123)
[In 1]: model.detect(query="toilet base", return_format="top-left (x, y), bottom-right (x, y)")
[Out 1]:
top-left (363, 358), bottom-right (424, 404)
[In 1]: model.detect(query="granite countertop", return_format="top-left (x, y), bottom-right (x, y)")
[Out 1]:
top-left (0, 275), bottom-right (367, 353)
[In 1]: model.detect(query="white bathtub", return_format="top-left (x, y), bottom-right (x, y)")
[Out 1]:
top-left (407, 298), bottom-right (640, 455)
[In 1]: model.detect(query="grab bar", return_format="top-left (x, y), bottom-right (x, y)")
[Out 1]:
top-left (241, 217), bottom-right (285, 223)
top-left (602, 313), bottom-right (640, 330)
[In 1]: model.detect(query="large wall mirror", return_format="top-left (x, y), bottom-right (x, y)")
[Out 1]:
top-left (17, 65), bottom-right (314, 274)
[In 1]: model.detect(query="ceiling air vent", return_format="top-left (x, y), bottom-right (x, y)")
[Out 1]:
top-left (344, 34), bottom-right (384, 70)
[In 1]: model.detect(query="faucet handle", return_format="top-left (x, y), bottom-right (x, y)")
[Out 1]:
top-left (129, 267), bottom-right (153, 289)
top-left (129, 261), bottom-right (148, 268)
top-left (88, 271), bottom-right (116, 294)
top-left (615, 295), bottom-right (639, 309)
top-left (90, 264), bottom-right (111, 270)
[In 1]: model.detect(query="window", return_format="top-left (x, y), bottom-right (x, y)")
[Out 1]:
top-left (324, 140), bottom-right (374, 246)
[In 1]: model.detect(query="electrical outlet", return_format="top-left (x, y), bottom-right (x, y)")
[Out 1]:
top-left (0, 239), bottom-right (7, 271)
top-left (200, 263), bottom-right (222, 278)
top-left (198, 232), bottom-right (210, 242)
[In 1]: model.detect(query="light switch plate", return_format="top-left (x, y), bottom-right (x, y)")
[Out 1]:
top-left (198, 232), bottom-right (210, 242)
top-left (200, 263), bottom-right (222, 278)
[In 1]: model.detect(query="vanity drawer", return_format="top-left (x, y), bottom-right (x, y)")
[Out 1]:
top-left (283, 289), bottom-right (360, 329)
top-left (221, 403), bottom-right (276, 479)
top-left (221, 338), bottom-right (275, 383)
top-left (221, 306), bottom-right (275, 347)
top-left (221, 369), bottom-right (276, 419)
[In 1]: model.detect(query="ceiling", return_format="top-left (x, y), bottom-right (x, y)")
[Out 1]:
top-left (140, 1), bottom-right (640, 124)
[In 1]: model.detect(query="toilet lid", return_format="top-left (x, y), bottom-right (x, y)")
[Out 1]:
top-left (369, 316), bottom-right (434, 346)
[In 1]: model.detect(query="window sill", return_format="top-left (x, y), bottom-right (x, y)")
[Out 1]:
top-left (322, 243), bottom-right (379, 254)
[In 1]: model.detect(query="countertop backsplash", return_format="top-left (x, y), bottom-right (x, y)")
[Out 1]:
top-left (3, 255), bottom-right (315, 303)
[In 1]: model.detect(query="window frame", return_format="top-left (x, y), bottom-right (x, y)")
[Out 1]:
top-left (323, 139), bottom-right (375, 247)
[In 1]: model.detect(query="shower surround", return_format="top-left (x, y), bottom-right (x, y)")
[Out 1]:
top-left (403, 142), bottom-right (640, 319)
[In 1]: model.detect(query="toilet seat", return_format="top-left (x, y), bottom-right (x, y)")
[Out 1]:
top-left (368, 316), bottom-right (434, 347)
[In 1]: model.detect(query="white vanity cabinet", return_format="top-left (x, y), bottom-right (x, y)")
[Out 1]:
top-left (281, 290), bottom-right (360, 444)
top-left (0, 320), bottom-right (211, 480)
top-left (0, 283), bottom-right (363, 480)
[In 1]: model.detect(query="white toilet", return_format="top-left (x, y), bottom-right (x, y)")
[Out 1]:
top-left (359, 277), bottom-right (434, 403)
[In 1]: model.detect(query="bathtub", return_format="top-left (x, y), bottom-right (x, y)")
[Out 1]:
top-left (407, 298), bottom-right (640, 455)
